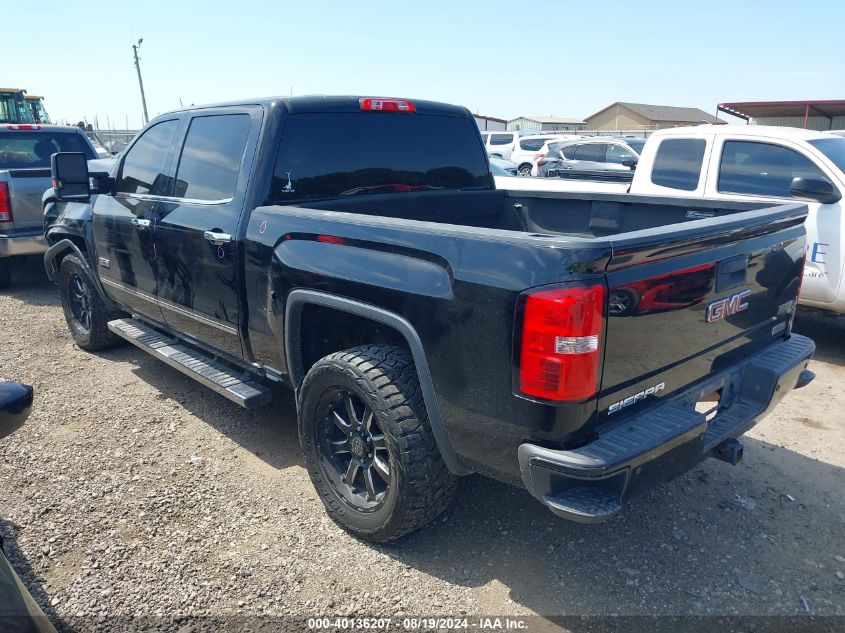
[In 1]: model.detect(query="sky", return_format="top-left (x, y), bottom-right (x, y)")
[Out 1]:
top-left (6, 0), bottom-right (843, 129)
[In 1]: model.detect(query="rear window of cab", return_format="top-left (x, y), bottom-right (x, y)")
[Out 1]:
top-left (270, 113), bottom-right (491, 201)
top-left (0, 131), bottom-right (95, 169)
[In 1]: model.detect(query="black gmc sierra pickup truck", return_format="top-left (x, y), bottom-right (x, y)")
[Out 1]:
top-left (42, 96), bottom-right (815, 542)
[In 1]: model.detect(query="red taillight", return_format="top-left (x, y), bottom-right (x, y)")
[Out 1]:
top-left (359, 98), bottom-right (416, 113)
top-left (518, 283), bottom-right (605, 401)
top-left (537, 160), bottom-right (548, 168)
top-left (0, 182), bottom-right (12, 222)
top-left (5, 124), bottom-right (41, 130)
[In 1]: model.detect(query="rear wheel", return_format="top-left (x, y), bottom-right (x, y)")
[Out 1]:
top-left (298, 344), bottom-right (458, 542)
top-left (518, 163), bottom-right (533, 177)
top-left (0, 258), bottom-right (11, 289)
top-left (58, 254), bottom-right (125, 351)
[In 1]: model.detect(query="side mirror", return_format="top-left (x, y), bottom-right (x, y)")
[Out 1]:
top-left (622, 159), bottom-right (638, 169)
top-left (789, 177), bottom-right (841, 204)
top-left (51, 152), bottom-right (90, 201)
top-left (0, 382), bottom-right (33, 440)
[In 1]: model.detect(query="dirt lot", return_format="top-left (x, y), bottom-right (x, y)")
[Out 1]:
top-left (1, 256), bottom-right (843, 631)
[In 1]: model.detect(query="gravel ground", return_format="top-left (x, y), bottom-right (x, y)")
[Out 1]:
top-left (0, 256), bottom-right (843, 632)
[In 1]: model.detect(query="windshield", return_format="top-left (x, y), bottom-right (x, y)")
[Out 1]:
top-left (0, 93), bottom-right (35, 124)
top-left (270, 113), bottom-right (491, 202)
top-left (809, 137), bottom-right (845, 174)
top-left (624, 138), bottom-right (646, 155)
top-left (0, 131), bottom-right (96, 168)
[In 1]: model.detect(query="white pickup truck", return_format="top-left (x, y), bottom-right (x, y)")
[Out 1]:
top-left (496, 125), bottom-right (845, 314)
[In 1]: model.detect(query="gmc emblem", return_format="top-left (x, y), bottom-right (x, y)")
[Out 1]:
top-left (706, 289), bottom-right (751, 323)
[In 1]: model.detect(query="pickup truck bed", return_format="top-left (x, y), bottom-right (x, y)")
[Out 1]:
top-left (43, 96), bottom-right (814, 541)
top-left (244, 188), bottom-right (810, 480)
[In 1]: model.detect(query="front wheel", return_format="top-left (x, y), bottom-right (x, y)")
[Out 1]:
top-left (58, 254), bottom-right (126, 351)
top-left (298, 345), bottom-right (458, 542)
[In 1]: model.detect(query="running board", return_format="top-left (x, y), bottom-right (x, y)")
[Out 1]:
top-left (107, 318), bottom-right (272, 409)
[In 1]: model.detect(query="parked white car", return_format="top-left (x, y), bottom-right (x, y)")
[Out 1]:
top-left (508, 134), bottom-right (567, 176)
top-left (513, 125), bottom-right (845, 315)
top-left (480, 131), bottom-right (517, 160)
top-left (480, 132), bottom-right (565, 172)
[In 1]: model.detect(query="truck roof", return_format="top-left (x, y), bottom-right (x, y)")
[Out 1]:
top-left (650, 124), bottom-right (835, 142)
top-left (164, 95), bottom-right (469, 118)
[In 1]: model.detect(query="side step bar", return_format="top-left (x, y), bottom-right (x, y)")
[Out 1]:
top-left (108, 318), bottom-right (272, 409)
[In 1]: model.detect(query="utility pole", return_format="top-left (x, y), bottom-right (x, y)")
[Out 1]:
top-left (132, 38), bottom-right (149, 125)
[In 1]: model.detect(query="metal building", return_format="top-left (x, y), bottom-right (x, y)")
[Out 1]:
top-left (473, 114), bottom-right (507, 131)
top-left (506, 116), bottom-right (586, 132)
top-left (717, 100), bottom-right (845, 131)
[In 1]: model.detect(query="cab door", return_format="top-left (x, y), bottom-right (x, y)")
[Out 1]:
top-left (701, 137), bottom-right (843, 306)
top-left (92, 118), bottom-right (180, 320)
top-left (152, 107), bottom-right (260, 358)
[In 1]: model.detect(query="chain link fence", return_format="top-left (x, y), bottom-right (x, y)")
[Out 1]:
top-left (92, 129), bottom-right (138, 154)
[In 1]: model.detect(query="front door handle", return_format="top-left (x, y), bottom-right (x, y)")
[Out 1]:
top-left (130, 217), bottom-right (152, 229)
top-left (203, 230), bottom-right (232, 246)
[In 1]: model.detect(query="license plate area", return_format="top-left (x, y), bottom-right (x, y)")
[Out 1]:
top-left (695, 389), bottom-right (723, 422)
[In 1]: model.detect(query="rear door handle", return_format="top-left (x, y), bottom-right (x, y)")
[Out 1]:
top-left (203, 231), bottom-right (232, 245)
top-left (130, 218), bottom-right (151, 229)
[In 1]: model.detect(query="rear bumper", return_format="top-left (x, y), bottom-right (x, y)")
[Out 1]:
top-left (518, 334), bottom-right (815, 523)
top-left (0, 231), bottom-right (48, 257)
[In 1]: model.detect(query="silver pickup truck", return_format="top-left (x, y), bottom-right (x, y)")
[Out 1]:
top-left (0, 124), bottom-right (97, 288)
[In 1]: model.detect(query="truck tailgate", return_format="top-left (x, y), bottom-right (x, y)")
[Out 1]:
top-left (0, 169), bottom-right (51, 231)
top-left (598, 203), bottom-right (807, 418)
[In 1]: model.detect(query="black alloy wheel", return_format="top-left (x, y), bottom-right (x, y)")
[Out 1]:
top-left (66, 271), bottom-right (92, 335)
top-left (317, 388), bottom-right (391, 511)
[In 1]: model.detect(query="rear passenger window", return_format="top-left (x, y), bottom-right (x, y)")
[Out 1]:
top-left (718, 141), bottom-right (826, 198)
top-left (174, 114), bottom-right (251, 201)
top-left (573, 143), bottom-right (605, 162)
top-left (117, 120), bottom-right (178, 195)
top-left (490, 134), bottom-right (514, 146)
top-left (519, 138), bottom-right (546, 151)
top-left (651, 138), bottom-right (706, 191)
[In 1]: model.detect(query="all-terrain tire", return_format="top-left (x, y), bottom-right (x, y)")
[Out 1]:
top-left (298, 344), bottom-right (459, 542)
top-left (57, 254), bottom-right (126, 351)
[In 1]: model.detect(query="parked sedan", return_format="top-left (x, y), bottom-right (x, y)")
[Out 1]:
top-left (537, 137), bottom-right (641, 177)
top-left (529, 135), bottom-right (584, 175)
top-left (488, 154), bottom-right (518, 176)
